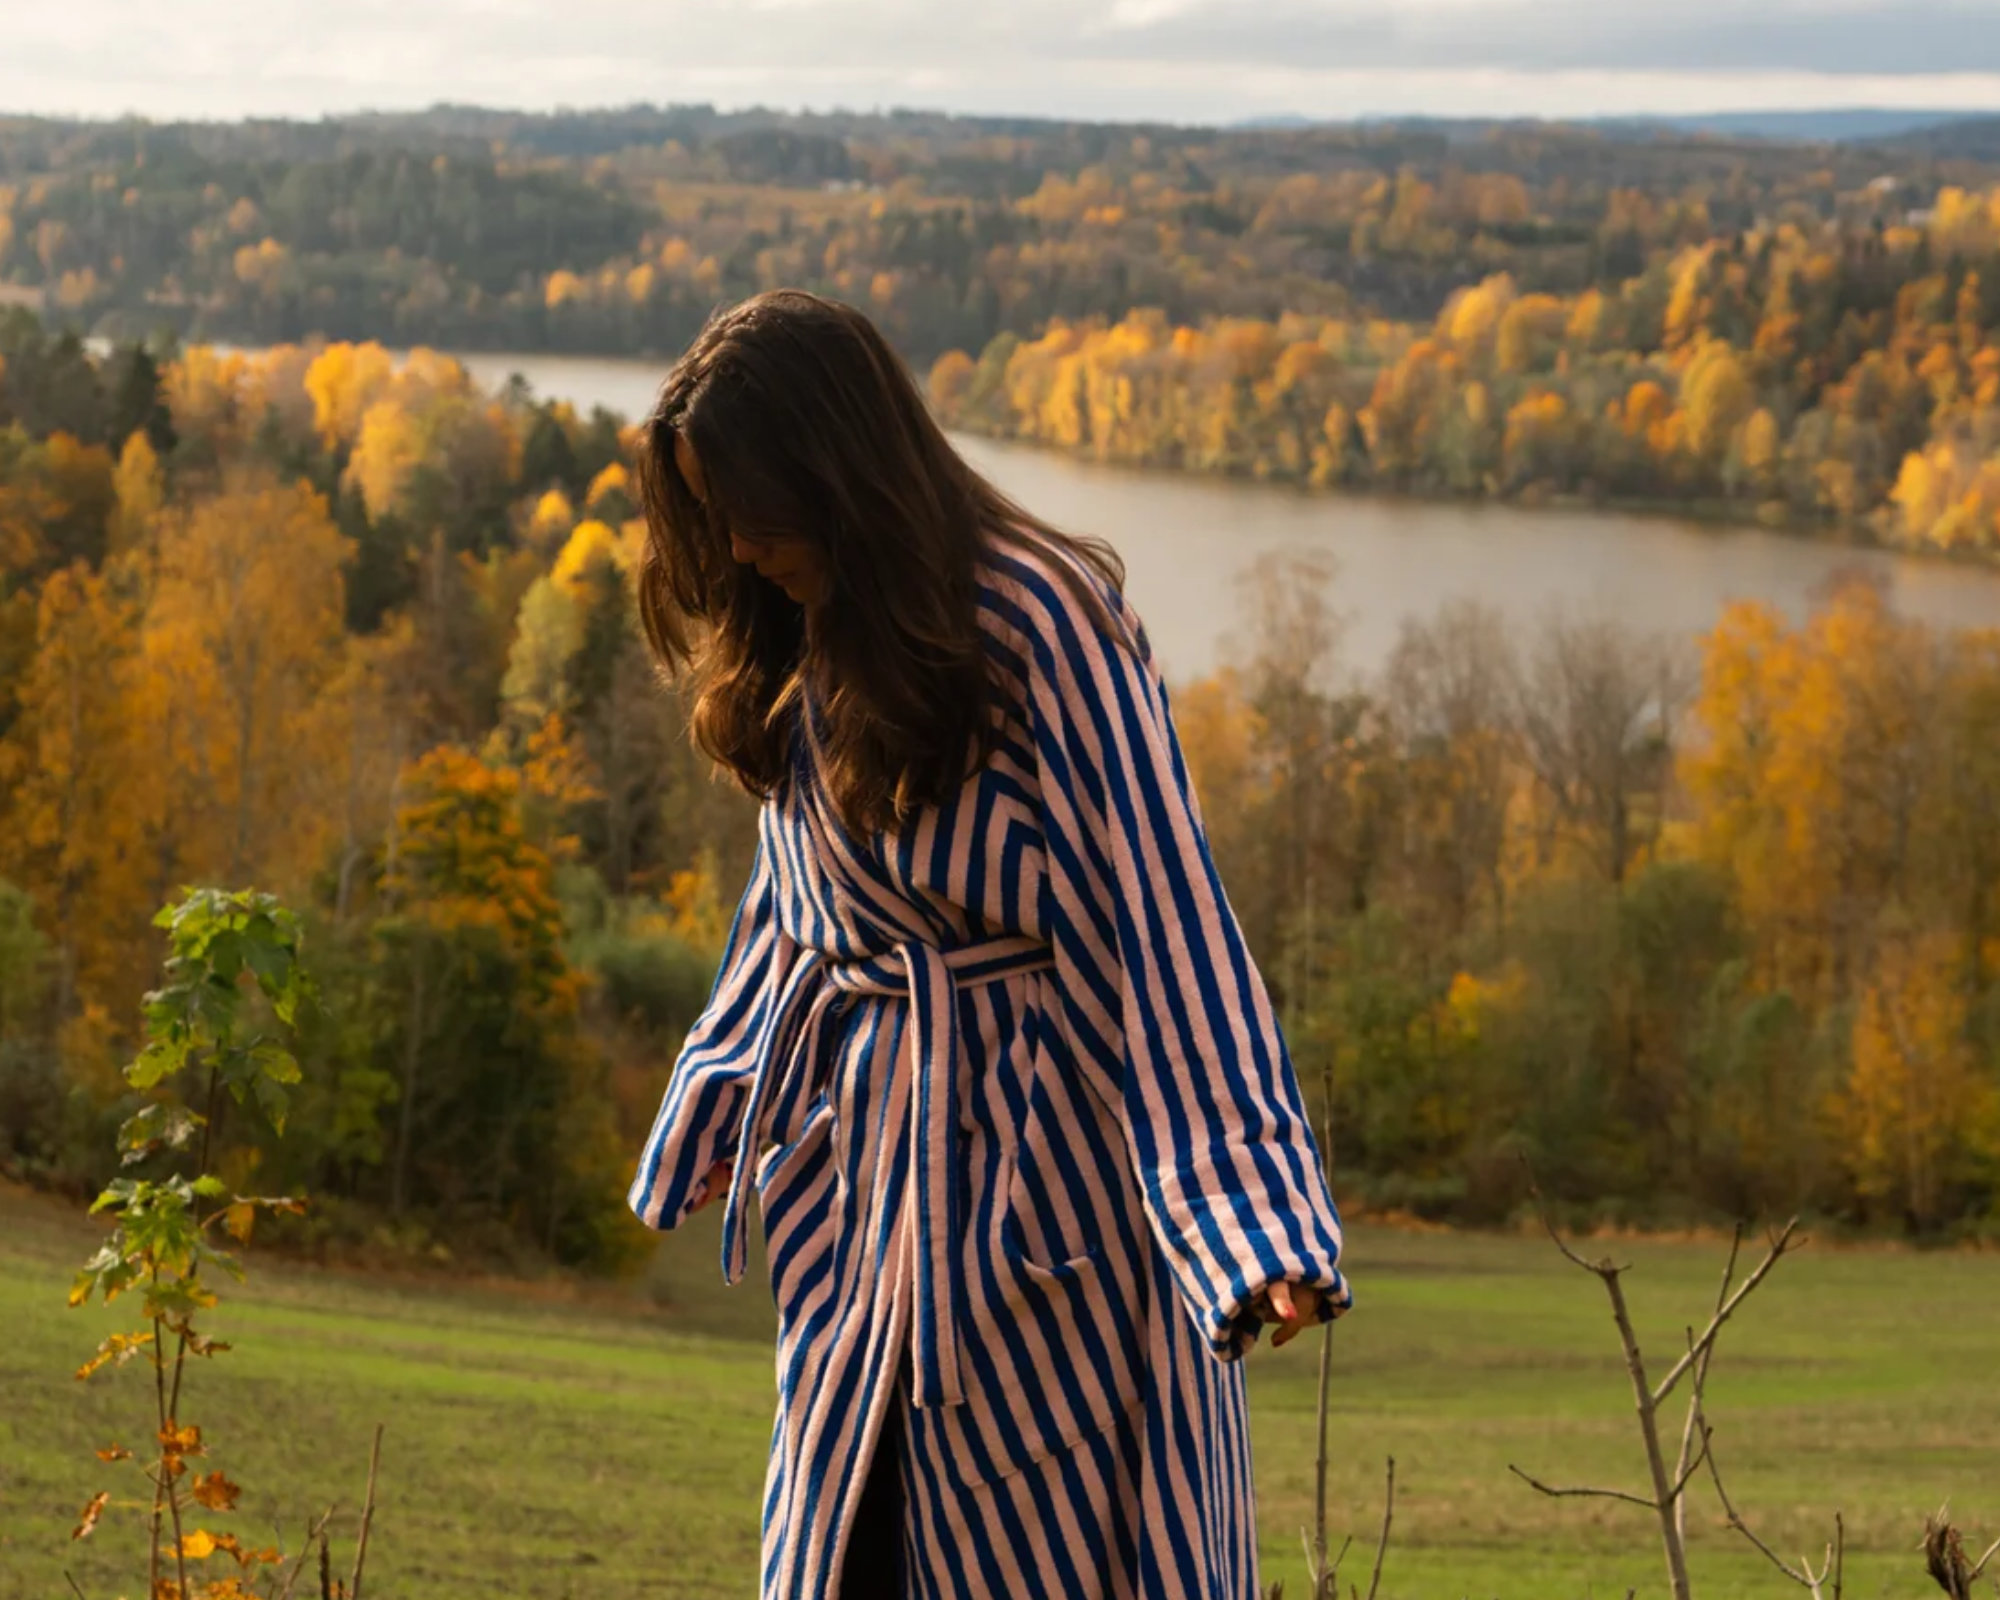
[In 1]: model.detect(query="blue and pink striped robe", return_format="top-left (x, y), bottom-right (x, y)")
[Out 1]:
top-left (629, 538), bottom-right (1352, 1599)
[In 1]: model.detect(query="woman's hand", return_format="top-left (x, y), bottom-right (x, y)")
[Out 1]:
top-left (1251, 1280), bottom-right (1325, 1349)
top-left (688, 1158), bottom-right (733, 1214)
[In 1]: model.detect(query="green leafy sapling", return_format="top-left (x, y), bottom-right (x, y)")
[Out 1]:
top-left (68, 889), bottom-right (319, 1600)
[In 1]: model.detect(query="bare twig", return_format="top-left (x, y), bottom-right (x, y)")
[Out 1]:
top-left (349, 1424), bottom-right (385, 1600)
top-left (274, 1507), bottom-right (337, 1600)
top-left (1970, 1533), bottom-right (2000, 1582)
top-left (318, 1525), bottom-right (332, 1600)
top-left (1306, 1054), bottom-right (1337, 1600)
top-left (1311, 1246), bottom-right (1335, 1585)
top-left (1294, 1449), bottom-right (1390, 1600)
top-left (1664, 1425), bottom-right (1713, 1505)
top-left (1531, 1189), bottom-right (1624, 1277)
top-left (1674, 1228), bottom-right (1742, 1548)
top-left (64, 1573), bottom-right (88, 1600)
top-left (1508, 1464), bottom-right (1658, 1512)
top-left (1705, 1426), bottom-right (1840, 1597)
top-left (1296, 1530), bottom-right (1350, 1598)
top-left (1653, 1220), bottom-right (1803, 1406)
top-left (1601, 1243), bottom-right (1690, 1597)
top-left (1364, 1457), bottom-right (1395, 1600)
top-left (1309, 1321), bottom-right (1334, 1596)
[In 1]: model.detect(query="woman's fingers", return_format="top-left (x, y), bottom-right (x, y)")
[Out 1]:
top-left (1264, 1281), bottom-right (1321, 1349)
top-left (688, 1157), bottom-right (733, 1214)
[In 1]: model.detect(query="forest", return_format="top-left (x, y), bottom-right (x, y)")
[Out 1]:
top-left (6, 107), bottom-right (2000, 548)
top-left (0, 320), bottom-right (1995, 1266)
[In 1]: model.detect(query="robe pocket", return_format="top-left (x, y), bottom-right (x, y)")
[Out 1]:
top-left (756, 1097), bottom-right (840, 1318)
top-left (922, 1190), bottom-right (1146, 1489)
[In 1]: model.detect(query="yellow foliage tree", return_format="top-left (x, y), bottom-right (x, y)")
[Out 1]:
top-left (1678, 339), bottom-right (1755, 466)
top-left (164, 347), bottom-right (247, 458)
top-left (141, 476), bottom-right (353, 885)
top-left (347, 399), bottom-right (426, 523)
top-left (528, 487), bottom-right (577, 549)
top-left (108, 431), bottom-right (164, 556)
top-left (303, 341), bottom-right (395, 452)
top-left (928, 350), bottom-right (976, 416)
top-left (1834, 928), bottom-right (1998, 1227)
top-left (1683, 584), bottom-right (1932, 997)
top-left (0, 562), bottom-right (143, 1012)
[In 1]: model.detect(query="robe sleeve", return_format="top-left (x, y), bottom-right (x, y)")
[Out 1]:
top-left (1024, 562), bottom-right (1352, 1360)
top-left (627, 831), bottom-right (794, 1230)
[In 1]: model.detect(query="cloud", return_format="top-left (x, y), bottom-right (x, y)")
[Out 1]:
top-left (1, 0), bottom-right (1993, 122)
top-left (1059, 0), bottom-right (2000, 76)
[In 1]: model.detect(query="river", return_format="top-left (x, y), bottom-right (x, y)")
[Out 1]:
top-left (454, 350), bottom-right (2000, 681)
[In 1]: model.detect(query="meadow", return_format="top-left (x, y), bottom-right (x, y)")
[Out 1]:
top-left (2, 1186), bottom-right (1994, 1600)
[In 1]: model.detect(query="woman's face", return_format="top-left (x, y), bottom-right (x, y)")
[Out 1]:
top-left (675, 432), bottom-right (827, 606)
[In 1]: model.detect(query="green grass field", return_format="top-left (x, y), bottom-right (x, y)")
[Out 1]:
top-left (2, 1187), bottom-right (1994, 1599)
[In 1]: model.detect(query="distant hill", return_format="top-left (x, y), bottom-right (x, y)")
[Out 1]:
top-left (2, 99), bottom-right (1995, 364)
top-left (1875, 114), bottom-right (2000, 164)
top-left (1620, 109), bottom-right (1988, 143)
top-left (1235, 109), bottom-right (1991, 146)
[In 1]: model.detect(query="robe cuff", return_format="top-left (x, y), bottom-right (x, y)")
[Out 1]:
top-left (628, 1061), bottom-right (750, 1231)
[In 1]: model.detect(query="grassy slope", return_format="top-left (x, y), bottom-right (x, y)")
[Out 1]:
top-left (2, 1189), bottom-right (1994, 1599)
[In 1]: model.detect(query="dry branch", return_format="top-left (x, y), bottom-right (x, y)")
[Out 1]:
top-left (349, 1423), bottom-right (385, 1600)
top-left (274, 1506), bottom-right (337, 1600)
top-left (1651, 1220), bottom-right (1803, 1406)
top-left (1976, 1535), bottom-right (2000, 1582)
top-left (1703, 1430), bottom-right (1842, 1599)
top-left (1663, 1429), bottom-right (1713, 1506)
top-left (1365, 1457), bottom-right (1395, 1600)
top-left (1674, 1229), bottom-right (1741, 1548)
top-left (1507, 1464), bottom-right (1657, 1512)
top-left (1925, 1508), bottom-right (2000, 1599)
top-left (1515, 1173), bottom-right (1809, 1600)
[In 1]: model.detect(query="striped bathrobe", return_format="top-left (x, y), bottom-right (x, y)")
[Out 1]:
top-left (629, 538), bottom-right (1352, 1600)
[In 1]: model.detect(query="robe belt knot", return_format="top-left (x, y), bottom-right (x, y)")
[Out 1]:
top-left (718, 932), bottom-right (1056, 1409)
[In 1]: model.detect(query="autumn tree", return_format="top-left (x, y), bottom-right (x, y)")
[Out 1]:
top-left (139, 474), bottom-right (352, 888)
top-left (0, 561), bottom-right (142, 1013)
top-left (1835, 926), bottom-right (1999, 1229)
top-left (363, 745), bottom-right (633, 1262)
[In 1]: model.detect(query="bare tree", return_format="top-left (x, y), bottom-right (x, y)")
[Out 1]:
top-left (1225, 548), bottom-right (1360, 974)
top-left (1513, 609), bottom-right (1691, 884)
top-left (1385, 598), bottom-right (1520, 942)
top-left (1511, 1189), bottom-right (1811, 1600)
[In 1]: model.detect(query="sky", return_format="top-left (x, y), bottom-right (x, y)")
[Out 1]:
top-left (5, 0), bottom-right (1998, 126)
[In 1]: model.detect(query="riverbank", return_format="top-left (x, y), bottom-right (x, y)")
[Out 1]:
top-left (943, 413), bottom-right (1981, 569)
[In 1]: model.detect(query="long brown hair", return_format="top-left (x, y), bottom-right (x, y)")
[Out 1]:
top-left (635, 289), bottom-right (1124, 834)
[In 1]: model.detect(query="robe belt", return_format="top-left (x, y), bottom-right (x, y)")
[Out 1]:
top-left (717, 932), bottom-right (1056, 1409)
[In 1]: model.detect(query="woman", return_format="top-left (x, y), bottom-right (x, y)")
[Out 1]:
top-left (627, 289), bottom-right (1351, 1600)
